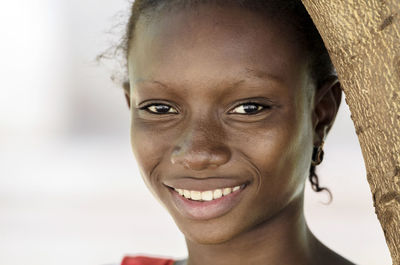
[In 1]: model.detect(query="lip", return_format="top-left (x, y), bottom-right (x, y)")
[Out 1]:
top-left (166, 182), bottom-right (248, 220)
top-left (163, 177), bottom-right (249, 191)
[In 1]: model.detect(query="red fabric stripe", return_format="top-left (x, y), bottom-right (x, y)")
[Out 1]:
top-left (121, 256), bottom-right (175, 265)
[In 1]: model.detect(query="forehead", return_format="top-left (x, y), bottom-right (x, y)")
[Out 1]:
top-left (128, 4), bottom-right (308, 93)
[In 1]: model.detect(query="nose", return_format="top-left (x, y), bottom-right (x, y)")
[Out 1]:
top-left (170, 120), bottom-right (231, 171)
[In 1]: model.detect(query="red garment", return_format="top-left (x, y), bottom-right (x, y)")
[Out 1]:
top-left (122, 256), bottom-right (175, 265)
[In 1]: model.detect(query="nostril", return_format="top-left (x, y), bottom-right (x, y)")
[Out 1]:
top-left (170, 146), bottom-right (231, 171)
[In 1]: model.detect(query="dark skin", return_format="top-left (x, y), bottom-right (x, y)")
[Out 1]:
top-left (125, 4), bottom-right (355, 265)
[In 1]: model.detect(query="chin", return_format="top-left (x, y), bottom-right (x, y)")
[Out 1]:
top-left (184, 229), bottom-right (237, 245)
top-left (176, 216), bottom-right (251, 245)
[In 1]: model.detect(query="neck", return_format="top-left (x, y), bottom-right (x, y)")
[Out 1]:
top-left (185, 195), bottom-right (320, 265)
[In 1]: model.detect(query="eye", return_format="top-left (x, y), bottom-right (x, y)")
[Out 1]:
top-left (229, 103), bottom-right (267, 115)
top-left (140, 103), bottom-right (178, 114)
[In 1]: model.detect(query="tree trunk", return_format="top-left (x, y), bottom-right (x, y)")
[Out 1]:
top-left (300, 0), bottom-right (400, 264)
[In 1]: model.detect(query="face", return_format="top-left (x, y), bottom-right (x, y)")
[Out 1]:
top-left (128, 5), bottom-right (319, 244)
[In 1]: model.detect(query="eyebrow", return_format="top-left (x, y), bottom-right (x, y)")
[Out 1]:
top-left (133, 68), bottom-right (283, 93)
top-left (244, 67), bottom-right (284, 84)
top-left (133, 79), bottom-right (191, 99)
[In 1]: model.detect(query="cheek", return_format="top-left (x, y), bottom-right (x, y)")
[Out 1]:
top-left (239, 108), bottom-right (312, 201)
top-left (130, 117), bottom-right (173, 193)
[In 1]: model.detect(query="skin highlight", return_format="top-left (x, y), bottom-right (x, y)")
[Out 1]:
top-left (125, 4), bottom-right (352, 265)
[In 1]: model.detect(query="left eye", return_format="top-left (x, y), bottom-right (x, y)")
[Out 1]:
top-left (141, 104), bottom-right (178, 114)
top-left (230, 103), bottom-right (266, 114)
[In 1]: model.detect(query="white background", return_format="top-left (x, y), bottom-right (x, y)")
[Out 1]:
top-left (0, 1), bottom-right (392, 265)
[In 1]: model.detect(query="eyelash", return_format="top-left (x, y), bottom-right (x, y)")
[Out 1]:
top-left (139, 102), bottom-right (269, 115)
top-left (229, 102), bottom-right (269, 115)
top-left (139, 103), bottom-right (178, 115)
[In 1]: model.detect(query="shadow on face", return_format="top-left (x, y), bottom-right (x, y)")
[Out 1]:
top-left (125, 3), bottom-right (341, 244)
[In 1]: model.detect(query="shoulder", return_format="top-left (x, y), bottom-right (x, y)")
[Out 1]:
top-left (121, 255), bottom-right (180, 265)
top-left (313, 243), bottom-right (357, 265)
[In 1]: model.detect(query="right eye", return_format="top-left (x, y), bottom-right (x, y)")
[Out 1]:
top-left (140, 103), bottom-right (178, 114)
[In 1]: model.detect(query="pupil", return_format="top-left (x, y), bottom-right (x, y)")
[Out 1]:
top-left (155, 105), bottom-right (170, 113)
top-left (243, 104), bottom-right (258, 113)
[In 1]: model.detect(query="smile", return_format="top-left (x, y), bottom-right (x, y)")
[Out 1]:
top-left (173, 184), bottom-right (245, 201)
top-left (167, 182), bottom-right (248, 220)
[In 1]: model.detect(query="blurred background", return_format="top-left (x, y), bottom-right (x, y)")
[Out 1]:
top-left (0, 1), bottom-right (392, 265)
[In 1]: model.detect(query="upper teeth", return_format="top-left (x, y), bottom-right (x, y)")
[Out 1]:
top-left (174, 185), bottom-right (242, 201)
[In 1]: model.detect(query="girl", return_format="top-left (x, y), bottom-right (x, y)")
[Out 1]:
top-left (119, 0), bottom-right (355, 264)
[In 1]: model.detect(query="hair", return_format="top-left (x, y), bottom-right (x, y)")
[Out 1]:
top-left (118, 0), bottom-right (335, 199)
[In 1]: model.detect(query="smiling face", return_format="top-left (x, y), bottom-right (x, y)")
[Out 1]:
top-left (127, 4), bottom-right (317, 244)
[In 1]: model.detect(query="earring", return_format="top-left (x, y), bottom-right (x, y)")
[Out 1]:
top-left (311, 140), bottom-right (325, 166)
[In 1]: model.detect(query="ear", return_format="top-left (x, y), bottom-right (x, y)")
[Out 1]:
top-left (312, 76), bottom-right (342, 146)
top-left (123, 81), bottom-right (131, 109)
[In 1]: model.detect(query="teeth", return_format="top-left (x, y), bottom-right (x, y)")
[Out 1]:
top-left (223, 187), bottom-right (232, 195)
top-left (213, 189), bottom-right (222, 199)
top-left (190, 191), bottom-right (202, 200)
top-left (201, 190), bottom-right (213, 201)
top-left (174, 185), bottom-right (243, 201)
top-left (183, 189), bottom-right (191, 199)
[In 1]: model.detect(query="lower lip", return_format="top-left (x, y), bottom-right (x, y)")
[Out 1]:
top-left (168, 185), bottom-right (247, 220)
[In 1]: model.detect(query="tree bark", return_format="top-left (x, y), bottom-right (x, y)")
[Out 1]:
top-left (300, 0), bottom-right (400, 264)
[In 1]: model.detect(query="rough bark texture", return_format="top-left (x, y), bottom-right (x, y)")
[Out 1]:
top-left (300, 0), bottom-right (400, 264)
